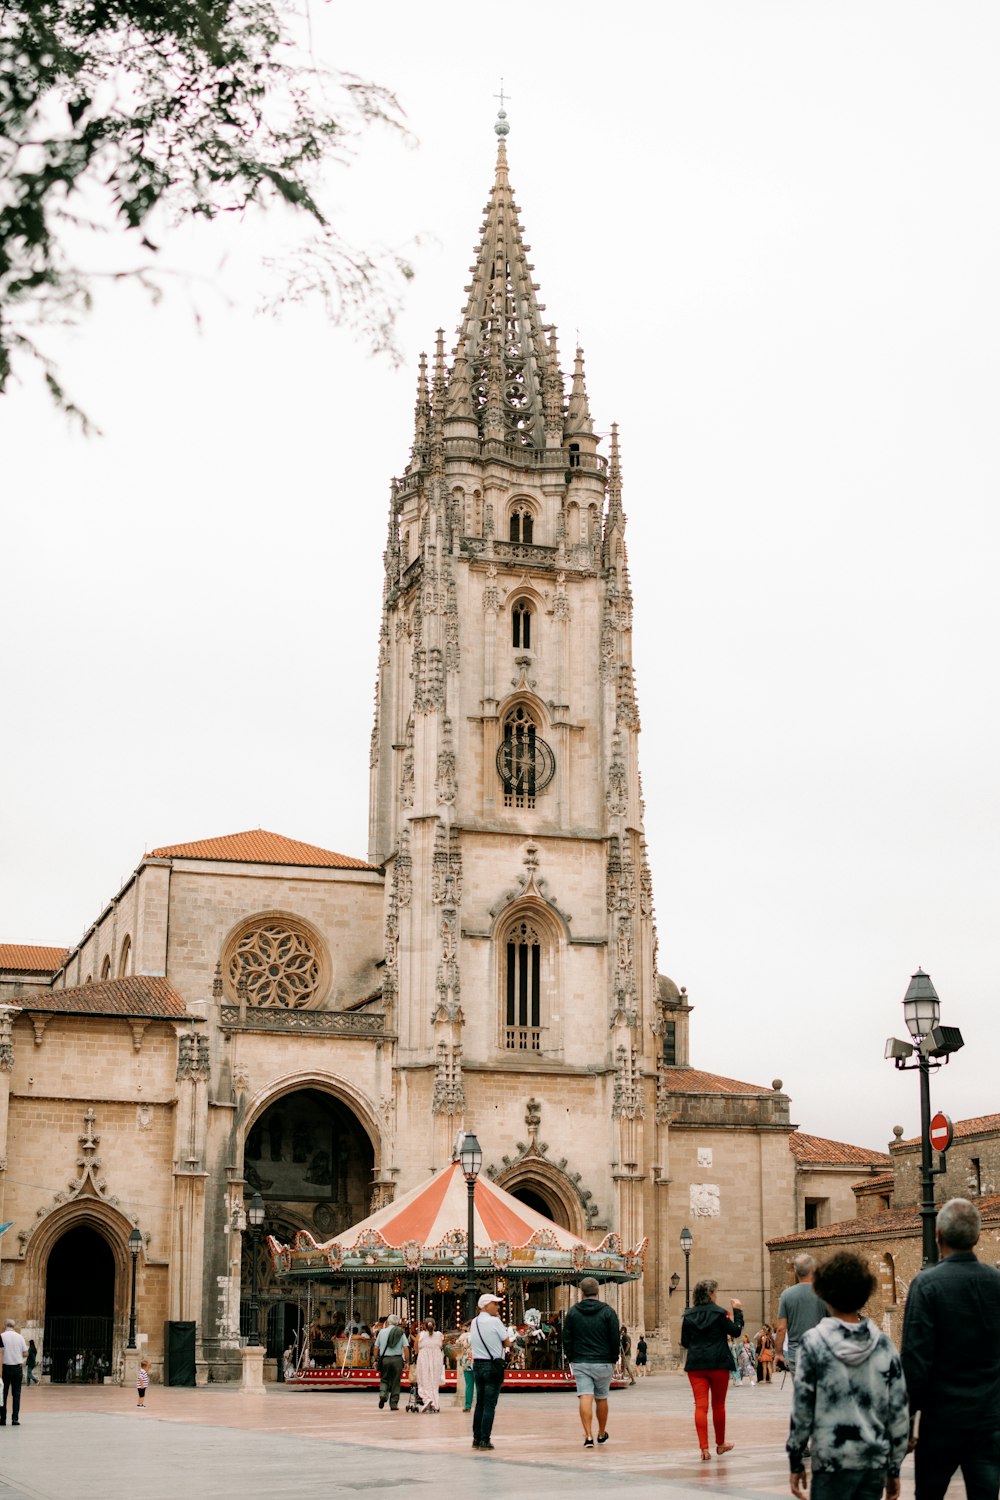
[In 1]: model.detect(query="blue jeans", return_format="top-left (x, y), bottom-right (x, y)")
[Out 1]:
top-left (472, 1359), bottom-right (503, 1445)
top-left (915, 1425), bottom-right (1000, 1500)
top-left (811, 1471), bottom-right (887, 1500)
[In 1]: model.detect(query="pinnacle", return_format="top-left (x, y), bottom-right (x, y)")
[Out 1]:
top-left (451, 132), bottom-right (552, 449)
top-left (565, 346), bottom-right (594, 435)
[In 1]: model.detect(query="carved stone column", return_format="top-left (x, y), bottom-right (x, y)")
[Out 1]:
top-left (0, 1007), bottom-right (22, 1172)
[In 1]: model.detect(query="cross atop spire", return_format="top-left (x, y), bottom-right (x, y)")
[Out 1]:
top-left (452, 124), bottom-right (550, 449)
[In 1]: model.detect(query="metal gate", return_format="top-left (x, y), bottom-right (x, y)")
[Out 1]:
top-left (43, 1315), bottom-right (113, 1383)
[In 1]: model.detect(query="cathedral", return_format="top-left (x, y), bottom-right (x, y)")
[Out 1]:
top-left (0, 114), bottom-right (885, 1383)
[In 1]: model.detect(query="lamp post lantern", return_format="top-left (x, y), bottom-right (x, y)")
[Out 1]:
top-left (679, 1226), bottom-right (693, 1310)
top-left (127, 1227), bottom-right (142, 1349)
top-left (458, 1131), bottom-right (483, 1322)
top-left (885, 969), bottom-right (964, 1267)
top-left (247, 1192), bottom-right (266, 1348)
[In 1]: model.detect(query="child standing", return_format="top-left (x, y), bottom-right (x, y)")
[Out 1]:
top-left (635, 1333), bottom-right (648, 1376)
top-left (137, 1359), bottom-right (150, 1408)
top-left (786, 1252), bottom-right (909, 1500)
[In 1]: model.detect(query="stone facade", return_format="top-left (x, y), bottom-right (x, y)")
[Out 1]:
top-left (0, 118), bottom-right (891, 1382)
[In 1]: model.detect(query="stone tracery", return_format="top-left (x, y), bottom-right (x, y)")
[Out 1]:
top-left (227, 921), bottom-right (322, 1009)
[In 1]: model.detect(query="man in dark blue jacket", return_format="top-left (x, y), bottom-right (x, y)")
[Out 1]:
top-left (902, 1197), bottom-right (1000, 1500)
top-left (562, 1277), bottom-right (621, 1448)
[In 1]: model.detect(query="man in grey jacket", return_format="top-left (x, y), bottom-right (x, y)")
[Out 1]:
top-left (902, 1198), bottom-right (1000, 1500)
top-left (562, 1277), bottom-right (621, 1448)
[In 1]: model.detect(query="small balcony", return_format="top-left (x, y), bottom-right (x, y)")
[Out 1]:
top-left (504, 1026), bottom-right (542, 1052)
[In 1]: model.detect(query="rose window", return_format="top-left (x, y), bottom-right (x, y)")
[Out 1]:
top-left (228, 922), bottom-right (321, 1008)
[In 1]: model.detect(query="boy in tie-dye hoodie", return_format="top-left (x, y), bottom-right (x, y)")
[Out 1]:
top-left (787, 1251), bottom-right (909, 1500)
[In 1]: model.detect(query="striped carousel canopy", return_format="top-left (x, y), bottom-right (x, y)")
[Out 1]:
top-left (267, 1159), bottom-right (647, 1283)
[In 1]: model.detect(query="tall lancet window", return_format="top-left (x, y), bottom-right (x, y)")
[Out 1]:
top-left (509, 505), bottom-right (534, 544)
top-left (504, 919), bottom-right (541, 1051)
top-left (512, 599), bottom-right (532, 650)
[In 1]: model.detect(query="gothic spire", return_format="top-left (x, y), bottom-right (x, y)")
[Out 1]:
top-left (603, 421), bottom-right (629, 568)
top-left (451, 111), bottom-right (551, 449)
top-left (408, 352), bottom-right (430, 473)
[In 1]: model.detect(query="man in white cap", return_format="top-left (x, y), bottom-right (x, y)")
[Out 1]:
top-left (469, 1292), bottom-right (512, 1450)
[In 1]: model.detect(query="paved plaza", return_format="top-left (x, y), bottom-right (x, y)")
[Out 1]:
top-left (0, 1373), bottom-right (955, 1500)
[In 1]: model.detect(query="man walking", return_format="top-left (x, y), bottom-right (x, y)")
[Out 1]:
top-left (902, 1198), bottom-right (1000, 1500)
top-left (562, 1277), bottom-right (621, 1448)
top-left (469, 1292), bottom-right (512, 1451)
top-left (775, 1254), bottom-right (826, 1375)
top-left (0, 1320), bottom-right (28, 1427)
top-left (374, 1313), bottom-right (408, 1411)
top-left (620, 1325), bottom-right (637, 1385)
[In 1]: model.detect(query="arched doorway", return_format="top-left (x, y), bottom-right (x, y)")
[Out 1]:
top-left (44, 1226), bottom-right (115, 1382)
top-left (510, 1185), bottom-right (566, 1224)
top-left (504, 1176), bottom-right (581, 1328)
top-left (241, 1088), bottom-right (375, 1359)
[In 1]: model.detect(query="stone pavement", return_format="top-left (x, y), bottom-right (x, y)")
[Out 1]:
top-left (0, 1374), bottom-right (949, 1500)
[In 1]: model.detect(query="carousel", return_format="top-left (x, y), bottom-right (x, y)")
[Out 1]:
top-left (266, 1153), bottom-right (647, 1392)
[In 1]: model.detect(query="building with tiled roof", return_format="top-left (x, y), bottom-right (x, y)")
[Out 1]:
top-left (18, 975), bottom-right (192, 1021)
top-left (789, 1132), bottom-right (892, 1168)
top-left (148, 829), bottom-right (379, 870)
top-left (786, 1131), bottom-right (893, 1231)
top-left (767, 1113), bottom-right (1000, 1334)
top-left (0, 944), bottom-right (70, 994)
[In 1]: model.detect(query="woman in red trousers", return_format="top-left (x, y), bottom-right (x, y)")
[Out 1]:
top-left (681, 1279), bottom-right (744, 1460)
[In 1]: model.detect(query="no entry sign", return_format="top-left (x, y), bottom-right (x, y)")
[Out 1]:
top-left (929, 1112), bottom-right (953, 1152)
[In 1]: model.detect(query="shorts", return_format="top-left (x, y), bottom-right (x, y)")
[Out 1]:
top-left (573, 1362), bottom-right (613, 1399)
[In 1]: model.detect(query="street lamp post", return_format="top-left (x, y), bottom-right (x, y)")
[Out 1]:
top-left (679, 1226), bottom-right (693, 1310)
top-left (459, 1131), bottom-right (483, 1322)
top-left (127, 1227), bottom-right (142, 1349)
top-left (885, 969), bottom-right (964, 1267)
top-left (247, 1192), bottom-right (266, 1348)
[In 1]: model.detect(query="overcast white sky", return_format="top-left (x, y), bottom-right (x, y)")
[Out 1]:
top-left (3, 2), bottom-right (998, 1154)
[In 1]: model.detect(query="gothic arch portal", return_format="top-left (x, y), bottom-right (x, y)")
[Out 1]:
top-left (494, 1161), bottom-right (587, 1240)
top-left (23, 1199), bottom-right (144, 1382)
top-left (237, 1075), bottom-right (381, 1349)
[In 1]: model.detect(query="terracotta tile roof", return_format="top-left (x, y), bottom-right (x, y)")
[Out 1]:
top-left (789, 1132), bottom-right (892, 1167)
top-left (767, 1193), bottom-right (1000, 1248)
top-left (893, 1113), bottom-right (1000, 1148)
top-left (0, 944), bottom-right (69, 973)
top-left (17, 975), bottom-right (192, 1020)
top-left (853, 1172), bottom-right (895, 1192)
top-left (662, 1067), bottom-right (773, 1096)
top-left (148, 829), bottom-right (379, 870)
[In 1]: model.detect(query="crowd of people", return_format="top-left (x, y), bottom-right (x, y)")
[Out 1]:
top-left (671, 1197), bottom-right (1000, 1500)
top-left (426, 1190), bottom-right (1000, 1498)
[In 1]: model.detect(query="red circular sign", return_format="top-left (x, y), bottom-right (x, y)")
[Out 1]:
top-left (929, 1113), bottom-right (953, 1152)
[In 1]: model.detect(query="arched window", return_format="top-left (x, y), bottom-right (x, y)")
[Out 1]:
top-left (100, 955), bottom-right (111, 980)
top-left (512, 599), bottom-right (532, 650)
top-left (882, 1253), bottom-right (898, 1306)
top-left (497, 705), bottom-right (556, 810)
top-left (118, 935), bottom-right (132, 977)
top-left (504, 919), bottom-right (542, 1051)
top-left (509, 504), bottom-right (534, 544)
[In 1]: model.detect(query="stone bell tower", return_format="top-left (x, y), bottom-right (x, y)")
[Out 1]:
top-left (369, 110), bottom-right (663, 1324)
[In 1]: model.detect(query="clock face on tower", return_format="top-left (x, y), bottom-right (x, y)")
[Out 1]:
top-left (497, 706), bottom-right (555, 808)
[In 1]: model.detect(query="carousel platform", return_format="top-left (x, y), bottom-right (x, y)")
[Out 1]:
top-left (286, 1368), bottom-right (627, 1393)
